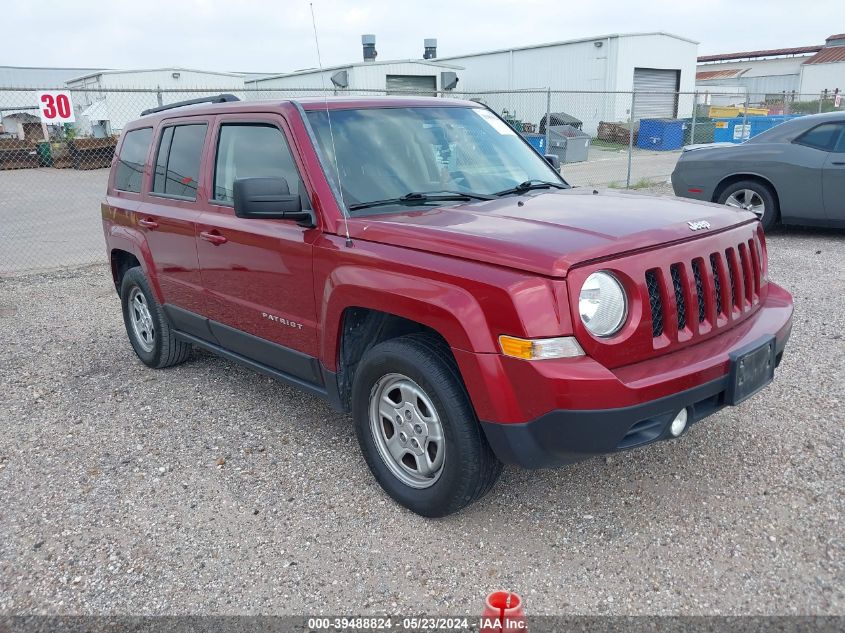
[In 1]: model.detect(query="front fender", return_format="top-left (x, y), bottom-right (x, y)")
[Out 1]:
top-left (319, 265), bottom-right (496, 370)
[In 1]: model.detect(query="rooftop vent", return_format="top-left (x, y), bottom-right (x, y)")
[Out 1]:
top-left (825, 33), bottom-right (845, 47)
top-left (362, 34), bottom-right (377, 62)
top-left (424, 38), bottom-right (438, 59)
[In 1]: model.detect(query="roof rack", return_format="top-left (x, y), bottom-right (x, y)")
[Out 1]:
top-left (140, 93), bottom-right (240, 116)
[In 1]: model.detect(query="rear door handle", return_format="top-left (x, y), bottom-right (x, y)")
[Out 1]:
top-left (833, 161), bottom-right (845, 165)
top-left (200, 230), bottom-right (228, 246)
top-left (138, 218), bottom-right (159, 229)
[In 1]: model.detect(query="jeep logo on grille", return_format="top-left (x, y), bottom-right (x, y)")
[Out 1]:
top-left (688, 220), bottom-right (711, 231)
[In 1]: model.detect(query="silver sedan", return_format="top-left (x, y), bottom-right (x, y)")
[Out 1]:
top-left (671, 111), bottom-right (845, 230)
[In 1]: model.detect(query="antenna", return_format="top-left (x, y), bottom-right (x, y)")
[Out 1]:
top-left (310, 2), bottom-right (353, 247)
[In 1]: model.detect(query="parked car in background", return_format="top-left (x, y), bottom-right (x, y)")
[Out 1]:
top-left (672, 111), bottom-right (845, 230)
top-left (103, 95), bottom-right (793, 517)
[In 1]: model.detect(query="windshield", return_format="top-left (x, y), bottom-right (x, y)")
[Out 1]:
top-left (306, 106), bottom-right (567, 214)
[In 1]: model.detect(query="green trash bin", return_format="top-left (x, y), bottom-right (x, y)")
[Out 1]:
top-left (36, 141), bottom-right (53, 167)
top-left (682, 118), bottom-right (716, 145)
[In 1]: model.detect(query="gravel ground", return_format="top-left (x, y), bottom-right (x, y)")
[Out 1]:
top-left (0, 227), bottom-right (843, 616)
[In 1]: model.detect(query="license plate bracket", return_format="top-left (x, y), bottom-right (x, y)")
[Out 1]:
top-left (726, 336), bottom-right (776, 405)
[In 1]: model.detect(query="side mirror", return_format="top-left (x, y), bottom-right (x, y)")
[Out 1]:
top-left (233, 177), bottom-right (313, 225)
top-left (544, 154), bottom-right (561, 171)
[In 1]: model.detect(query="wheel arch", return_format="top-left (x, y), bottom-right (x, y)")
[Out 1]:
top-left (712, 173), bottom-right (781, 213)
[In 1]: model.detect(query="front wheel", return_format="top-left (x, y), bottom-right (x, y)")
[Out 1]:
top-left (351, 334), bottom-right (503, 517)
top-left (717, 180), bottom-right (779, 231)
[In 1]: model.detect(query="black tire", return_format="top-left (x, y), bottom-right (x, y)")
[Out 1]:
top-left (119, 267), bottom-right (191, 368)
top-left (351, 333), bottom-right (503, 517)
top-left (717, 179), bottom-right (779, 231)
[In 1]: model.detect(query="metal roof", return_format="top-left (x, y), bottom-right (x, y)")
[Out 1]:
top-left (435, 32), bottom-right (698, 61)
top-left (248, 59), bottom-right (464, 83)
top-left (696, 68), bottom-right (749, 81)
top-left (803, 47), bottom-right (845, 65)
top-left (697, 46), bottom-right (822, 63)
top-left (66, 67), bottom-right (248, 83)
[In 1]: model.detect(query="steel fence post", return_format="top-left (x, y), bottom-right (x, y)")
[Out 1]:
top-left (742, 95), bottom-right (749, 141)
top-left (691, 91), bottom-right (698, 145)
top-left (626, 91), bottom-right (635, 189)
top-left (545, 87), bottom-right (551, 156)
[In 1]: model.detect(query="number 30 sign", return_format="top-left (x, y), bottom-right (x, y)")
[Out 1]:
top-left (36, 91), bottom-right (76, 123)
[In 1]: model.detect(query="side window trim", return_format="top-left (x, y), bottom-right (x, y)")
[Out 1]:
top-left (114, 127), bottom-right (153, 194)
top-left (149, 121), bottom-right (208, 201)
top-left (793, 122), bottom-right (845, 152)
top-left (209, 117), bottom-right (309, 209)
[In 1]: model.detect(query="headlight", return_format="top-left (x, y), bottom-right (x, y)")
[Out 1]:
top-left (579, 271), bottom-right (627, 337)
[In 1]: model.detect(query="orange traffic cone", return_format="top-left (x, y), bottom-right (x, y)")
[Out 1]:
top-left (480, 591), bottom-right (526, 633)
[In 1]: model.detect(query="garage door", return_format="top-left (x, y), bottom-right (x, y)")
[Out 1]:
top-left (386, 75), bottom-right (437, 96)
top-left (633, 68), bottom-right (680, 119)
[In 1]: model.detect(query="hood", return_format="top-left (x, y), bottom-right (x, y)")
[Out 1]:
top-left (347, 188), bottom-right (756, 278)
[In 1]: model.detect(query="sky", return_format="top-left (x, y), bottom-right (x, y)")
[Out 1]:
top-left (4, 0), bottom-right (843, 73)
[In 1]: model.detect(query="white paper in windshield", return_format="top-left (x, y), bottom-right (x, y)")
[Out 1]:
top-left (474, 109), bottom-right (516, 135)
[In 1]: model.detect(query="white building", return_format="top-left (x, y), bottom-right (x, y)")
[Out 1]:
top-left (246, 60), bottom-right (463, 97)
top-left (435, 32), bottom-right (699, 134)
top-left (0, 66), bottom-right (103, 139)
top-left (65, 68), bottom-right (247, 134)
top-left (696, 34), bottom-right (845, 102)
top-left (799, 34), bottom-right (845, 97)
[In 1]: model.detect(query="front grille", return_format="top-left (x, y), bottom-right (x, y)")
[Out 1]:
top-left (645, 270), bottom-right (663, 337)
top-left (710, 254), bottom-right (723, 316)
top-left (691, 259), bottom-right (706, 323)
top-left (670, 264), bottom-right (686, 330)
top-left (644, 232), bottom-right (764, 341)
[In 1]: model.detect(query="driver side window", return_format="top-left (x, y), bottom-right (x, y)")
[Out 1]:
top-left (213, 123), bottom-right (301, 205)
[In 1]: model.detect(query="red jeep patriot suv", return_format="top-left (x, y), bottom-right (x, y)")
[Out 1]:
top-left (103, 94), bottom-right (793, 516)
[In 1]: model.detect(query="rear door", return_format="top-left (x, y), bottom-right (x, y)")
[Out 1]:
top-left (137, 119), bottom-right (209, 325)
top-left (822, 124), bottom-right (845, 222)
top-left (195, 114), bottom-right (321, 383)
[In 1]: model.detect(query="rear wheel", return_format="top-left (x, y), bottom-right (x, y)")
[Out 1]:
top-left (120, 267), bottom-right (191, 368)
top-left (351, 333), bottom-right (503, 517)
top-left (717, 180), bottom-right (778, 231)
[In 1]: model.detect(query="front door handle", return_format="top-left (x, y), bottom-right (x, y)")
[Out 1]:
top-left (833, 161), bottom-right (845, 166)
top-left (200, 230), bottom-right (228, 246)
top-left (138, 218), bottom-right (159, 229)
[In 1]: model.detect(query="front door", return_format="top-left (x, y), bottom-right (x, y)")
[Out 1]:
top-left (822, 126), bottom-right (845, 222)
top-left (196, 115), bottom-right (321, 384)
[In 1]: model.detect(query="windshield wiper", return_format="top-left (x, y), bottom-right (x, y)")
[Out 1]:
top-left (494, 179), bottom-right (567, 197)
top-left (348, 190), bottom-right (496, 212)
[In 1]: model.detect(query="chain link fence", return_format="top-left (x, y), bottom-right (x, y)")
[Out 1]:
top-left (1, 85), bottom-right (838, 275)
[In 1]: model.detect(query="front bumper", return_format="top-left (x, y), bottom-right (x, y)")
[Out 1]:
top-left (473, 285), bottom-right (793, 468)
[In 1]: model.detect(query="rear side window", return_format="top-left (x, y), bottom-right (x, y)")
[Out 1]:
top-left (795, 123), bottom-right (845, 151)
top-left (152, 124), bottom-right (207, 199)
top-left (114, 128), bottom-right (152, 193)
top-left (836, 128), bottom-right (845, 153)
top-left (213, 124), bottom-right (301, 204)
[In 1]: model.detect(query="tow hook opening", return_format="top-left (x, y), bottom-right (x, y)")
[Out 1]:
top-left (669, 408), bottom-right (690, 438)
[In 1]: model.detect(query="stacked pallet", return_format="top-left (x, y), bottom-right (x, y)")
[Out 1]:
top-left (597, 121), bottom-right (639, 145)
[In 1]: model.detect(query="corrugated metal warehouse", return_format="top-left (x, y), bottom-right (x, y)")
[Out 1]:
top-left (245, 38), bottom-right (463, 97)
top-left (696, 34), bottom-right (845, 99)
top-left (436, 32), bottom-right (699, 134)
top-left (65, 68), bottom-right (247, 134)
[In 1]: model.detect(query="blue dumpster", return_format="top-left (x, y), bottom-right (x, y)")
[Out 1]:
top-left (636, 119), bottom-right (684, 151)
top-left (714, 116), bottom-right (802, 143)
top-left (523, 133), bottom-right (546, 153)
